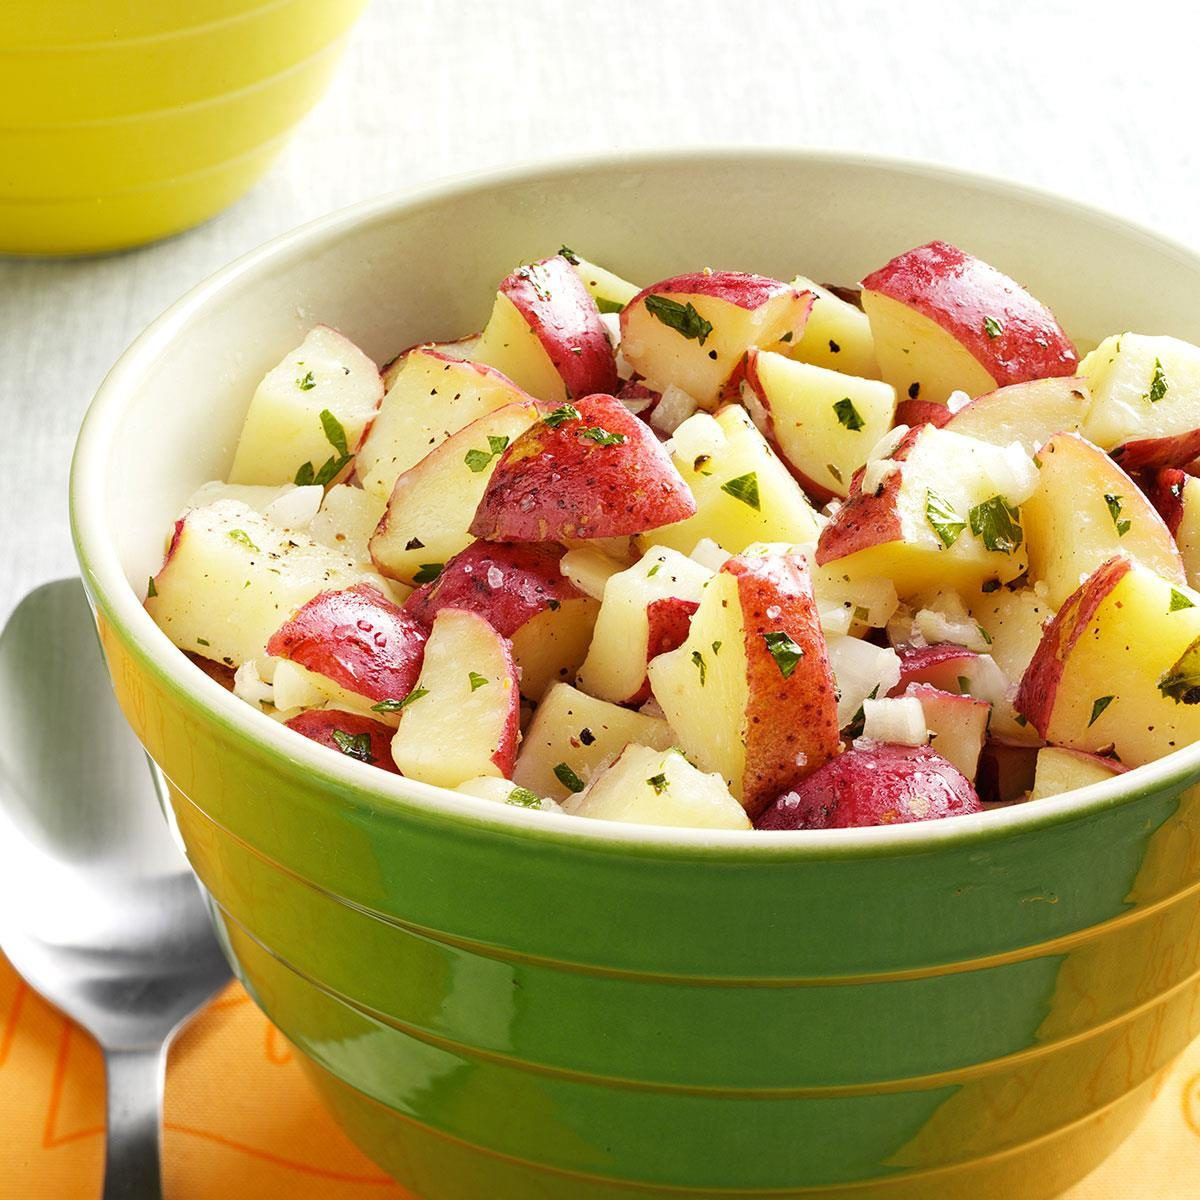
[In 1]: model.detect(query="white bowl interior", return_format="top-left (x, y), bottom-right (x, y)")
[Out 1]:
top-left (72, 149), bottom-right (1200, 846)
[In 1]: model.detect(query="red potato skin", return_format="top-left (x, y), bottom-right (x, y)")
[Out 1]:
top-left (1112, 428), bottom-right (1200, 473)
top-left (815, 426), bottom-right (925, 566)
top-left (893, 399), bottom-right (954, 429)
top-left (756, 743), bottom-right (981, 829)
top-left (185, 652), bottom-right (236, 690)
top-left (626, 270), bottom-right (800, 312)
top-left (469, 392), bottom-right (696, 542)
top-left (1014, 556), bottom-right (1133, 735)
top-left (1139, 467), bottom-right (1190, 536)
top-left (723, 553), bottom-right (841, 816)
top-left (266, 582), bottom-right (427, 704)
top-left (502, 256), bottom-right (619, 398)
top-left (402, 541), bottom-right (583, 637)
top-left (616, 378), bottom-right (661, 424)
top-left (621, 595), bottom-right (701, 707)
top-left (284, 709), bottom-right (401, 774)
top-left (861, 241), bottom-right (1078, 386)
top-left (890, 643), bottom-right (981, 694)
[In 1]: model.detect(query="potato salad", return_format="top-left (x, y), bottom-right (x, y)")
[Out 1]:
top-left (145, 242), bottom-right (1200, 830)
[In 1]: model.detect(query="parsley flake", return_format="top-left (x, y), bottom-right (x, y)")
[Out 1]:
top-left (557, 245), bottom-right (580, 265)
top-left (331, 729), bottom-right (374, 762)
top-left (579, 425), bottom-right (627, 446)
top-left (969, 495), bottom-right (1023, 554)
top-left (925, 489), bottom-right (965, 548)
top-left (413, 563), bottom-right (444, 584)
top-left (468, 671), bottom-right (489, 692)
top-left (196, 637), bottom-right (210, 648)
top-left (721, 472), bottom-right (761, 511)
top-left (147, 576), bottom-right (158, 598)
top-left (833, 397), bottom-right (866, 431)
top-left (646, 561), bottom-right (662, 578)
top-left (553, 762), bottom-right (586, 793)
top-left (371, 688), bottom-right (430, 713)
top-left (643, 294), bottom-right (713, 345)
top-left (1170, 588), bottom-right (1196, 613)
top-left (1146, 357), bottom-right (1168, 403)
top-left (982, 315), bottom-right (1004, 339)
top-left (1159, 637), bottom-right (1200, 703)
top-left (1103, 493), bottom-right (1131, 537)
top-left (297, 370), bottom-right (317, 391)
top-left (228, 529), bottom-right (260, 553)
top-left (691, 650), bottom-right (707, 685)
top-left (711, 640), bottom-right (722, 655)
top-left (1088, 695), bottom-right (1115, 727)
top-left (646, 773), bottom-right (669, 795)
top-left (320, 409), bottom-right (349, 456)
top-left (543, 404), bottom-right (581, 428)
top-left (506, 786), bottom-right (543, 808)
top-left (595, 296), bottom-right (626, 315)
top-left (464, 448), bottom-right (495, 473)
top-left (762, 631), bottom-right (804, 678)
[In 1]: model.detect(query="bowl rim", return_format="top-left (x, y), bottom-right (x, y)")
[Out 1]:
top-left (70, 145), bottom-right (1200, 860)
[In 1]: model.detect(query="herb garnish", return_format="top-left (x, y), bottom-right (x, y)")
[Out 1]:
top-left (646, 773), bottom-right (668, 794)
top-left (762, 631), bottom-right (804, 678)
top-left (296, 370), bottom-right (316, 391)
top-left (925, 489), bottom-right (965, 548)
top-left (543, 404), bottom-right (581, 428)
top-left (1170, 588), bottom-right (1196, 612)
top-left (1159, 636), bottom-right (1200, 703)
top-left (833, 397), bottom-right (866, 431)
top-left (413, 563), bottom-right (444, 584)
top-left (1103, 493), bottom-right (1131, 537)
top-left (506, 786), bottom-right (543, 808)
top-left (228, 529), bottom-right (260, 553)
top-left (554, 762), bottom-right (586, 793)
top-left (644, 295), bottom-right (713, 345)
top-left (1088, 696), bottom-right (1115, 727)
top-left (372, 687), bottom-right (429, 713)
top-left (557, 245), bottom-right (580, 264)
top-left (331, 729), bottom-right (374, 762)
top-left (147, 576), bottom-right (158, 598)
top-left (294, 408), bottom-right (353, 487)
top-left (465, 434), bottom-right (510, 473)
top-left (969, 495), bottom-right (1023, 554)
top-left (579, 426), bottom-right (627, 446)
top-left (982, 316), bottom-right (1004, 339)
top-left (721, 472), bottom-right (761, 511)
top-left (691, 650), bottom-right (707, 685)
top-left (1146, 357), bottom-right (1168, 403)
top-left (468, 671), bottom-right (489, 692)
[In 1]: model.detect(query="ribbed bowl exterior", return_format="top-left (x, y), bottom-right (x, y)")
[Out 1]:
top-left (71, 152), bottom-right (1200, 1198)
top-left (0, 0), bottom-right (364, 254)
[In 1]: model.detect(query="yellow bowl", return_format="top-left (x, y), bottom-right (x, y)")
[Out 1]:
top-left (0, 0), bottom-right (366, 256)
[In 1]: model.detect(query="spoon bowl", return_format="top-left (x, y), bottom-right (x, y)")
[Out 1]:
top-left (0, 579), bottom-right (232, 1200)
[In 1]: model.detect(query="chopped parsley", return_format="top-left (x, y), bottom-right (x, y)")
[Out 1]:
top-left (553, 762), bottom-right (586, 793)
top-left (468, 671), bottom-right (489, 692)
top-left (595, 297), bottom-right (626, 315)
top-left (557, 245), bottom-right (580, 265)
top-left (196, 637), bottom-right (210, 648)
top-left (646, 773), bottom-right (669, 794)
top-left (643, 294), bottom-right (713, 345)
top-left (721, 471), bottom-right (761, 511)
top-left (296, 370), bottom-right (317, 391)
top-left (543, 404), bottom-right (581, 428)
top-left (982, 315), bottom-right (1004, 340)
top-left (506, 786), bottom-right (543, 809)
top-left (1159, 637), bottom-right (1200, 704)
top-left (147, 576), bottom-right (158, 598)
top-left (331, 729), bottom-right (374, 762)
top-left (833, 397), bottom-right (866, 431)
top-left (762, 631), bottom-right (804, 678)
top-left (464, 434), bottom-right (512, 473)
top-left (827, 462), bottom-right (844, 484)
top-left (711, 640), bottom-right (722, 655)
top-left (372, 687), bottom-right (429, 713)
top-left (1088, 695), bottom-right (1115, 727)
top-left (404, 537), bottom-right (425, 551)
top-left (1146, 357), bottom-right (1168, 403)
top-left (1170, 588), bottom-right (1196, 612)
top-left (925, 489), bottom-right (965, 548)
top-left (1103, 493), bottom-right (1131, 537)
top-left (957, 675), bottom-right (971, 693)
top-left (977, 624), bottom-right (993, 645)
top-left (691, 649), bottom-right (707, 685)
top-left (413, 563), bottom-right (444, 584)
top-left (228, 529), bottom-right (260, 553)
top-left (646, 561), bottom-right (662, 578)
top-left (579, 425), bottom-right (627, 446)
top-left (969, 495), bottom-right (1023, 554)
top-left (295, 408), bottom-right (353, 487)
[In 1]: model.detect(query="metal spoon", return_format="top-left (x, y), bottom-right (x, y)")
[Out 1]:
top-left (0, 579), bottom-right (232, 1200)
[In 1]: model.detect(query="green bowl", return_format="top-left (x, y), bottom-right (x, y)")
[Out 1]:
top-left (70, 151), bottom-right (1200, 1199)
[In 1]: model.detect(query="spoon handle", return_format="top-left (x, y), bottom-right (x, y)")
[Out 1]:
top-left (102, 1045), bottom-right (165, 1200)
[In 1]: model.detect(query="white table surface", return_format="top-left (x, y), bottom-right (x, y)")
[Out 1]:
top-left (1, 0), bottom-right (1196, 622)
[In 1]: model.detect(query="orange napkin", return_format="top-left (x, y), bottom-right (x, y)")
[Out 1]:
top-left (2, 952), bottom-right (1197, 1199)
